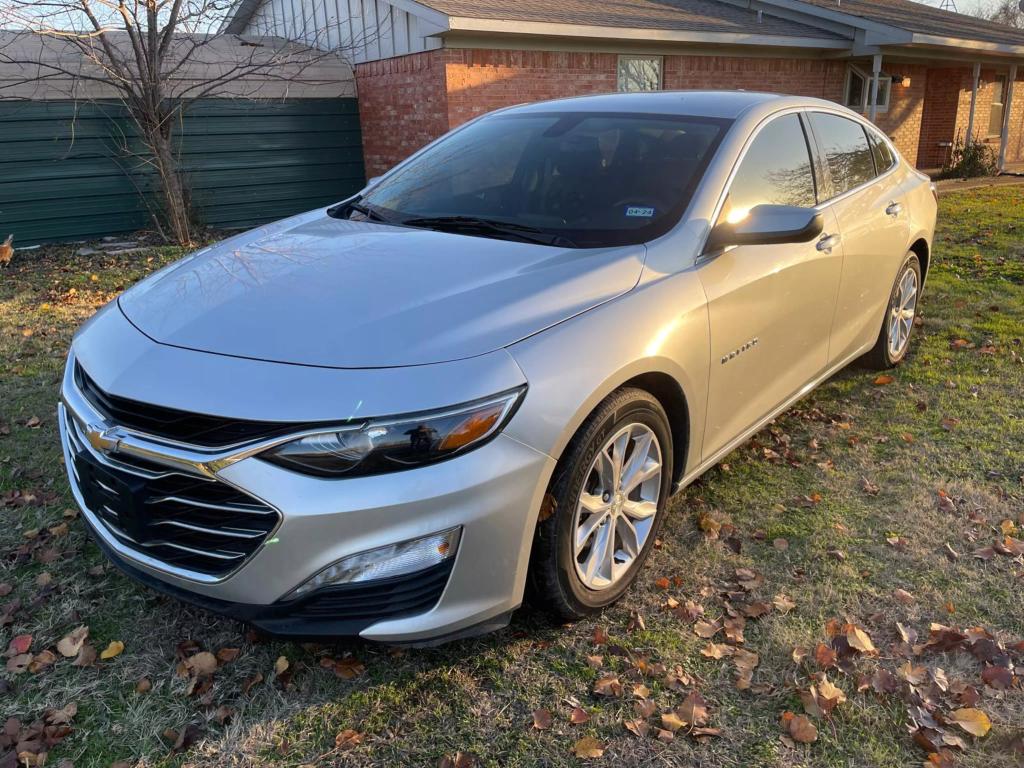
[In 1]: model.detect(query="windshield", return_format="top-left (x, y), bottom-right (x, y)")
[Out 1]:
top-left (353, 111), bottom-right (730, 248)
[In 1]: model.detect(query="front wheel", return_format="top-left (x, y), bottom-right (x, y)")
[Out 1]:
top-left (527, 388), bottom-right (673, 622)
top-left (861, 252), bottom-right (922, 370)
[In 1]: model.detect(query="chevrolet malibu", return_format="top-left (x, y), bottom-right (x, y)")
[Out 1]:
top-left (59, 91), bottom-right (937, 644)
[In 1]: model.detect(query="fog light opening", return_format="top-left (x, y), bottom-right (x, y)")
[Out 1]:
top-left (286, 527), bottom-right (461, 600)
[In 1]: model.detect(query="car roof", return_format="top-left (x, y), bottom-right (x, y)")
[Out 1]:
top-left (500, 90), bottom-right (835, 120)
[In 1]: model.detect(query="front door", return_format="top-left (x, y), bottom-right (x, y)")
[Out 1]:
top-left (699, 111), bottom-right (843, 459)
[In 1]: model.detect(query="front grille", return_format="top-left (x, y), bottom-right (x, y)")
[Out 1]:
top-left (65, 416), bottom-right (279, 577)
top-left (74, 363), bottom-right (334, 448)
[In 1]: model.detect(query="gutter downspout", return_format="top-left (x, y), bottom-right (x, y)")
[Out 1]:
top-left (869, 53), bottom-right (882, 122)
top-left (998, 64), bottom-right (1017, 173)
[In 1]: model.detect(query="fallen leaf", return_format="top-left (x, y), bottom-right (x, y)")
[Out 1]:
top-left (185, 651), bottom-right (218, 676)
top-left (7, 634), bottom-right (32, 655)
top-left (569, 707), bottom-right (590, 725)
top-left (274, 656), bottom-right (289, 676)
top-left (135, 677), bottom-right (152, 693)
top-left (701, 642), bottom-right (734, 659)
top-left (785, 712), bottom-right (818, 743)
top-left (678, 691), bottom-right (708, 726)
top-left (537, 493), bottom-right (557, 522)
top-left (773, 594), bottom-right (797, 614)
top-left (847, 625), bottom-right (876, 654)
top-left (873, 375), bottom-right (894, 385)
top-left (572, 735), bottom-right (604, 759)
top-left (623, 718), bottom-right (649, 738)
top-left (893, 588), bottom-right (916, 605)
top-left (532, 708), bottom-right (552, 730)
top-left (335, 729), bottom-right (363, 749)
top-left (593, 674), bottom-right (623, 698)
top-left (56, 626), bottom-right (88, 659)
top-left (72, 644), bottom-right (97, 667)
top-left (100, 640), bottom-right (124, 660)
top-left (948, 708), bottom-right (991, 738)
top-left (694, 620), bottom-right (721, 639)
top-left (6, 653), bottom-right (31, 673)
top-left (661, 711), bottom-right (686, 732)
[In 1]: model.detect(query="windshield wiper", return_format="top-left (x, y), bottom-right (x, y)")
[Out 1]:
top-left (399, 215), bottom-right (575, 247)
top-left (327, 198), bottom-right (391, 223)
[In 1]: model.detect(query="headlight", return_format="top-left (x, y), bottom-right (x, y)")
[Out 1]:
top-left (261, 387), bottom-right (525, 477)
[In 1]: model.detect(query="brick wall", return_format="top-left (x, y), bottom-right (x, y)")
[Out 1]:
top-left (354, 47), bottom-right (1024, 177)
top-left (871, 63), bottom-right (928, 167)
top-left (445, 49), bottom-right (619, 128)
top-left (663, 55), bottom-right (845, 98)
top-left (354, 50), bottom-right (449, 178)
top-left (919, 67), bottom-right (968, 169)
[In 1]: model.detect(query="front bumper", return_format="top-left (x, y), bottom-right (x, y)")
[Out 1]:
top-left (59, 326), bottom-right (555, 643)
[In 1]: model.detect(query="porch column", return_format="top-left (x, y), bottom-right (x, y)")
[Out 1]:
top-left (965, 62), bottom-right (981, 142)
top-left (869, 53), bottom-right (882, 122)
top-left (998, 63), bottom-right (1018, 172)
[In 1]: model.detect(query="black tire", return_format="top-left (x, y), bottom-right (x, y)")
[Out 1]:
top-left (860, 252), bottom-right (922, 370)
top-left (526, 387), bottom-right (674, 622)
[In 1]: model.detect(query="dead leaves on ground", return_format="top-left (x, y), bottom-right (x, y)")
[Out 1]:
top-left (0, 704), bottom-right (78, 767)
top-left (786, 618), bottom-right (1020, 763)
top-left (4, 626), bottom-right (117, 676)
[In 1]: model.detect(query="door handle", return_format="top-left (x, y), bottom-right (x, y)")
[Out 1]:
top-left (816, 233), bottom-right (841, 252)
top-left (885, 201), bottom-right (903, 216)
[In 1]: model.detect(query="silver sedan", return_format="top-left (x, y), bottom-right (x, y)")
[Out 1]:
top-left (59, 91), bottom-right (937, 644)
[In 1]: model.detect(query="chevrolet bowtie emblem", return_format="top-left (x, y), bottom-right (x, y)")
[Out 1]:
top-left (85, 423), bottom-right (122, 454)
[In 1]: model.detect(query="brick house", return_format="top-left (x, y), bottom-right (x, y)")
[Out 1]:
top-left (222, 0), bottom-right (1024, 177)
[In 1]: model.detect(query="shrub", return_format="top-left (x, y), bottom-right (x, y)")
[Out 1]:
top-left (938, 138), bottom-right (999, 180)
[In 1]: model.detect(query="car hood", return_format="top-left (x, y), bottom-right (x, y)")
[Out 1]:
top-left (118, 211), bottom-right (645, 368)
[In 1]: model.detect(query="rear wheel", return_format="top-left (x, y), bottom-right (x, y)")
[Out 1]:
top-left (861, 252), bottom-right (921, 370)
top-left (527, 388), bottom-right (673, 622)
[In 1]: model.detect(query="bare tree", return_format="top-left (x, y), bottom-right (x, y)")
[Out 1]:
top-left (985, 0), bottom-right (1024, 26)
top-left (0, 0), bottom-right (361, 244)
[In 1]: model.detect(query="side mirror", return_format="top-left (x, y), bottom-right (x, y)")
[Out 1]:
top-left (705, 204), bottom-right (824, 252)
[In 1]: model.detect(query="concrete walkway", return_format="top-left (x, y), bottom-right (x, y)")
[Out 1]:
top-left (933, 174), bottom-right (1024, 196)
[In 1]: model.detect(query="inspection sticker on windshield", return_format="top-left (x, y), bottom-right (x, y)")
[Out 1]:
top-left (625, 206), bottom-right (655, 218)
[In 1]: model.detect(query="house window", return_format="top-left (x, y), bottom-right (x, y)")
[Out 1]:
top-left (617, 56), bottom-right (662, 92)
top-left (844, 66), bottom-right (891, 113)
top-left (989, 74), bottom-right (1008, 136)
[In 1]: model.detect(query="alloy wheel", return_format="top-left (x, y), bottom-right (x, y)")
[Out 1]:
top-left (887, 266), bottom-right (918, 359)
top-left (572, 423), bottom-right (663, 590)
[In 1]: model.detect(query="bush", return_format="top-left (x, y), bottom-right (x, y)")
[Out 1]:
top-left (938, 138), bottom-right (1000, 179)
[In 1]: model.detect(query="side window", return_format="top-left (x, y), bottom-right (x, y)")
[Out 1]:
top-left (867, 128), bottom-right (895, 174)
top-left (718, 113), bottom-right (817, 225)
top-left (809, 113), bottom-right (876, 197)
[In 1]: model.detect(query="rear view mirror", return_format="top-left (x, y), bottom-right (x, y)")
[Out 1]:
top-left (705, 204), bottom-right (824, 252)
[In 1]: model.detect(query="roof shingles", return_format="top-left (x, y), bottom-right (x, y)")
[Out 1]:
top-left (422, 0), bottom-right (850, 39)
top-left (801, 0), bottom-right (1024, 46)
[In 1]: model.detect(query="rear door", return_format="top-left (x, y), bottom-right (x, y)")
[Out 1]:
top-left (806, 112), bottom-right (913, 363)
top-left (698, 111), bottom-right (844, 460)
